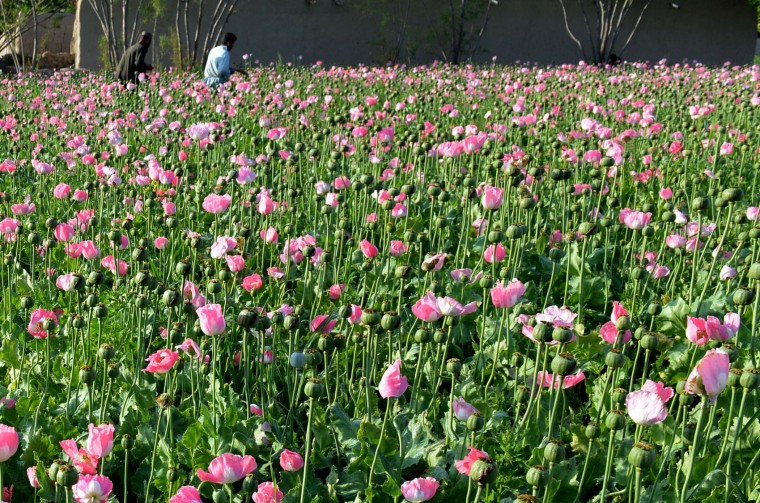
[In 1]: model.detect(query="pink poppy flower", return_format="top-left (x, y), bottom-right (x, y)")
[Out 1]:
top-left (490, 279), bottom-right (526, 309)
top-left (452, 397), bottom-right (479, 421)
top-left (101, 256), bottom-right (128, 276)
top-left (536, 305), bottom-right (577, 328)
top-left (169, 486), bottom-right (202, 503)
top-left (378, 359), bottom-right (409, 398)
top-left (71, 474), bottom-right (112, 503)
top-left (252, 482), bottom-right (284, 503)
top-left (328, 284), bottom-right (346, 300)
top-left (225, 255), bottom-right (245, 272)
top-left (481, 186), bottom-right (504, 210)
top-left (144, 349), bottom-right (179, 373)
top-left (455, 446), bottom-right (489, 476)
top-left (626, 389), bottom-right (668, 425)
top-left (197, 453), bottom-right (257, 484)
top-left (484, 243), bottom-right (506, 264)
top-left (154, 236), bottom-right (169, 250)
top-left (60, 439), bottom-right (98, 474)
top-left (202, 193), bottom-right (232, 214)
top-left (250, 403), bottom-right (263, 417)
top-left (599, 321), bottom-right (631, 344)
top-left (310, 314), bottom-right (337, 334)
top-left (54, 183), bottom-right (71, 199)
top-left (197, 304), bottom-right (226, 335)
top-left (685, 348), bottom-right (729, 402)
top-left (0, 425), bottom-right (19, 462)
top-left (242, 273), bottom-right (263, 292)
top-left (279, 449), bottom-right (304, 471)
top-left (86, 423), bottom-right (115, 458)
top-left (27, 308), bottom-right (58, 339)
top-left (260, 226), bottom-right (278, 243)
top-left (400, 477), bottom-right (440, 502)
top-left (360, 239), bottom-right (379, 258)
top-left (641, 380), bottom-right (674, 403)
top-left (210, 236), bottom-right (237, 259)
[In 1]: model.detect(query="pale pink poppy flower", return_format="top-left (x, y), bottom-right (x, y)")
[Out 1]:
top-left (279, 449), bottom-right (304, 471)
top-left (202, 193), bottom-right (231, 214)
top-left (225, 255), bottom-right (245, 272)
top-left (490, 279), bottom-right (526, 309)
top-left (481, 186), bottom-right (504, 210)
top-left (659, 187), bottom-right (673, 200)
top-left (252, 482), bottom-right (284, 503)
top-left (328, 284), bottom-right (346, 300)
top-left (455, 446), bottom-right (489, 476)
top-left (144, 349), bottom-right (179, 373)
top-left (400, 477), bottom-right (440, 502)
top-left (360, 239), bottom-right (379, 258)
top-left (452, 396), bottom-right (479, 421)
top-left (685, 348), bottom-right (729, 402)
top-left (60, 439), bottom-right (98, 474)
top-left (641, 380), bottom-right (674, 403)
top-left (484, 243), bottom-right (506, 264)
top-left (599, 321), bottom-right (632, 344)
top-left (197, 453), bottom-right (257, 484)
top-left (71, 474), bottom-right (112, 503)
top-left (86, 423), bottom-right (115, 458)
top-left (626, 389), bottom-right (668, 425)
top-left (242, 273), bottom-right (263, 292)
top-left (389, 240), bottom-right (408, 256)
top-left (378, 359), bottom-right (408, 398)
top-left (197, 304), bottom-right (226, 335)
top-left (310, 314), bottom-right (337, 334)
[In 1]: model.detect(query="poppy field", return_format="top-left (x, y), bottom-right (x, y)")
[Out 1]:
top-left (0, 60), bottom-right (759, 503)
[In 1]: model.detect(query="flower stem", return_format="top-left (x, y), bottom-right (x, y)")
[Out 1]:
top-left (300, 397), bottom-right (316, 503)
top-left (369, 401), bottom-right (391, 485)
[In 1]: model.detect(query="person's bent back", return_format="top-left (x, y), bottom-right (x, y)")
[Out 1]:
top-left (204, 32), bottom-right (238, 88)
top-left (117, 32), bottom-right (153, 84)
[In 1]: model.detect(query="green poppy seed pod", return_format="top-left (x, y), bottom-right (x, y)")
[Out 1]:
top-left (585, 422), bottom-right (600, 439)
top-left (661, 210), bottom-right (675, 223)
top-left (612, 388), bottom-right (628, 404)
top-left (511, 352), bottom-right (525, 367)
top-left (242, 473), bottom-right (257, 493)
top-left (628, 442), bottom-right (656, 469)
top-left (175, 260), bottom-right (192, 276)
top-left (238, 309), bottom-right (258, 328)
top-left (733, 287), bottom-right (755, 306)
top-left (749, 263), bottom-right (760, 281)
top-left (722, 187), bottom-right (743, 202)
top-left (98, 344), bottom-right (115, 361)
top-left (740, 368), bottom-right (760, 389)
top-left (692, 197), bottom-right (710, 212)
top-left (395, 265), bottom-right (412, 279)
top-left (750, 228), bottom-right (760, 240)
top-left (678, 391), bottom-right (694, 407)
top-left (42, 318), bottom-right (57, 332)
top-left (212, 489), bottom-right (229, 503)
top-left (136, 295), bottom-right (149, 309)
top-left (401, 184), bottom-right (416, 195)
top-left (118, 434), bottom-right (134, 452)
top-left (20, 295), bottom-right (34, 310)
top-left (207, 280), bottom-right (222, 294)
top-left (519, 197), bottom-right (537, 210)
top-left (718, 342), bottom-right (737, 361)
top-left (488, 228), bottom-right (504, 243)
top-left (551, 327), bottom-right (574, 344)
top-left (45, 217), bottom-right (58, 229)
top-left (107, 230), bottom-right (122, 243)
top-left (317, 335), bottom-right (334, 352)
top-left (283, 314), bottom-right (300, 331)
top-left (526, 465), bottom-right (549, 488)
top-left (166, 467), bottom-right (178, 482)
top-left (107, 363), bottom-right (120, 379)
top-left (381, 312), bottom-right (401, 331)
top-left (647, 302), bottom-right (662, 316)
top-left (682, 423), bottom-right (695, 444)
top-left (338, 305), bottom-right (353, 319)
top-left (409, 327), bottom-right (429, 344)
top-left (132, 247), bottom-right (147, 261)
top-left (289, 352), bottom-right (305, 369)
top-left (360, 309), bottom-right (382, 326)
top-left (543, 440), bottom-right (565, 464)
top-left (134, 271), bottom-right (150, 287)
top-left (467, 412), bottom-right (485, 432)
top-left (548, 247), bottom-right (565, 261)
top-left (446, 358), bottom-right (462, 374)
top-left (641, 333), bottom-right (659, 351)
top-left (304, 378), bottom-right (324, 398)
top-left (550, 352), bottom-right (577, 376)
top-left (605, 410), bottom-right (626, 431)
top-left (714, 197), bottom-right (727, 209)
top-left (478, 275), bottom-right (494, 289)
top-left (162, 288), bottom-right (180, 307)
top-left (631, 267), bottom-right (648, 281)
top-left (270, 311), bottom-right (285, 326)
top-left (72, 316), bottom-right (86, 329)
top-left (600, 157), bottom-right (615, 167)
top-left (93, 304), bottom-right (108, 319)
top-left (615, 315), bottom-right (631, 331)
top-left (469, 458), bottom-right (498, 486)
top-left (532, 323), bottom-right (551, 343)
top-left (515, 386), bottom-right (529, 404)
top-left (578, 221), bottom-right (597, 236)
top-left (85, 294), bottom-right (100, 308)
top-left (56, 464), bottom-right (79, 487)
top-left (728, 368), bottom-right (743, 388)
top-left (27, 232), bottom-right (42, 245)
top-left (642, 226), bottom-right (655, 237)
top-left (605, 349), bottom-right (626, 369)
top-left (48, 459), bottom-right (64, 482)
top-left (304, 349), bottom-right (322, 367)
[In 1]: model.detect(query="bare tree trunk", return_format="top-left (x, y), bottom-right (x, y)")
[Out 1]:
top-left (129, 0), bottom-right (147, 48)
top-left (182, 0), bottom-right (190, 66)
top-left (202, 0), bottom-right (238, 60)
top-left (30, 0), bottom-right (39, 71)
top-left (469, 0), bottom-right (493, 60)
top-left (191, 0), bottom-right (205, 65)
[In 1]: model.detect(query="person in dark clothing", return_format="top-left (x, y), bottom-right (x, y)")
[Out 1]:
top-left (116, 32), bottom-right (153, 84)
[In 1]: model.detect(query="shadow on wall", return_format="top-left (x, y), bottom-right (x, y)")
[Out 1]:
top-left (74, 0), bottom-right (756, 70)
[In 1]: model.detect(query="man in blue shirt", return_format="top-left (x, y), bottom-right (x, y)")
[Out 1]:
top-left (203, 32), bottom-right (246, 87)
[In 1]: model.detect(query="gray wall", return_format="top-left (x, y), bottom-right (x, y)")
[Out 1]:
top-left (74, 0), bottom-right (757, 70)
top-left (0, 13), bottom-right (75, 57)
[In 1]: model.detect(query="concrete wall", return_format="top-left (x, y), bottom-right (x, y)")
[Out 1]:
top-left (0, 13), bottom-right (75, 57)
top-left (74, 0), bottom-right (757, 70)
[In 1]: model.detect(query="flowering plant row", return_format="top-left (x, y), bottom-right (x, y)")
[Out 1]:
top-left (0, 60), bottom-right (758, 502)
